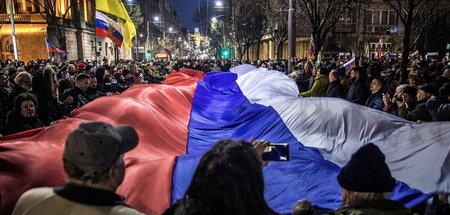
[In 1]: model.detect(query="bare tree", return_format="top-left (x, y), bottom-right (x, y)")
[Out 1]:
top-left (296, 0), bottom-right (365, 60)
top-left (27, 0), bottom-right (79, 52)
top-left (384, 0), bottom-right (443, 83)
top-left (261, 0), bottom-right (288, 60)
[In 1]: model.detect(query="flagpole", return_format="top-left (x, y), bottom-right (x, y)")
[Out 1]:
top-left (8, 0), bottom-right (18, 60)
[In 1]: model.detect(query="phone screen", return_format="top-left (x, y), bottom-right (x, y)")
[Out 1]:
top-left (262, 143), bottom-right (290, 161)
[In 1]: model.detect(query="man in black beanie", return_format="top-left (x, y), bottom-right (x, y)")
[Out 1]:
top-left (292, 144), bottom-right (411, 215)
top-left (329, 143), bottom-right (410, 215)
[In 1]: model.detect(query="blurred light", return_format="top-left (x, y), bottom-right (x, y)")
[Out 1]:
top-left (139, 33), bottom-right (144, 37)
top-left (215, 1), bottom-right (223, 7)
top-left (178, 37), bottom-right (182, 41)
top-left (169, 27), bottom-right (173, 32)
top-left (154, 16), bottom-right (159, 21)
top-left (211, 17), bottom-right (217, 22)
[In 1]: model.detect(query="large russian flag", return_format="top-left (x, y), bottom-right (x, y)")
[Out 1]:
top-left (96, 11), bottom-right (124, 47)
top-left (1, 66), bottom-right (450, 214)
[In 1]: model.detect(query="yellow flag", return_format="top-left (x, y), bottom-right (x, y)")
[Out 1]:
top-left (96, 0), bottom-right (136, 49)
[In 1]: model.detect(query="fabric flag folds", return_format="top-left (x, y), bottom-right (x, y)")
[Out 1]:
top-left (95, 0), bottom-right (136, 49)
top-left (45, 39), bottom-right (67, 57)
top-left (343, 57), bottom-right (356, 72)
top-left (95, 11), bottom-right (124, 47)
top-left (1, 66), bottom-right (450, 215)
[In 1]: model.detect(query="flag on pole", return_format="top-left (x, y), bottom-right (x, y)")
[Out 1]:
top-left (96, 0), bottom-right (136, 50)
top-left (343, 57), bottom-right (356, 72)
top-left (45, 39), bottom-right (67, 57)
top-left (376, 38), bottom-right (382, 59)
top-left (95, 11), bottom-right (124, 47)
top-left (410, 50), bottom-right (419, 59)
top-left (309, 34), bottom-right (315, 59)
top-left (364, 43), bottom-right (370, 59)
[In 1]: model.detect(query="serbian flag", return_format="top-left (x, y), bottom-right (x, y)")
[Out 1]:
top-left (45, 39), bottom-right (67, 56)
top-left (96, 11), bottom-right (124, 47)
top-left (343, 57), bottom-right (356, 72)
top-left (2, 66), bottom-right (450, 214)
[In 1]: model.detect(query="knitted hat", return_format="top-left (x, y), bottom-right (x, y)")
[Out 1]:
top-left (402, 86), bottom-right (417, 98)
top-left (337, 143), bottom-right (396, 192)
top-left (418, 84), bottom-right (436, 95)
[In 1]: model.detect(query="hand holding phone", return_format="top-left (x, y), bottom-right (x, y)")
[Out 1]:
top-left (262, 143), bottom-right (290, 161)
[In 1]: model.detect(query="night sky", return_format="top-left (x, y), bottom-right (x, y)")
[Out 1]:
top-left (172, 0), bottom-right (199, 31)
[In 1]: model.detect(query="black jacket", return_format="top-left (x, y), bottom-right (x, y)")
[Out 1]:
top-left (63, 87), bottom-right (90, 109)
top-left (326, 80), bottom-right (346, 98)
top-left (3, 112), bottom-right (45, 135)
top-left (426, 96), bottom-right (450, 121)
top-left (347, 79), bottom-right (370, 105)
top-left (397, 100), bottom-right (432, 122)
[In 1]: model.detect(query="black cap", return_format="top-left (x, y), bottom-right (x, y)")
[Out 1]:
top-left (337, 144), bottom-right (396, 192)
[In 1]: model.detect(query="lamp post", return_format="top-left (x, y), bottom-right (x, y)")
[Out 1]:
top-left (8, 0), bottom-right (18, 60)
top-left (288, 0), bottom-right (295, 74)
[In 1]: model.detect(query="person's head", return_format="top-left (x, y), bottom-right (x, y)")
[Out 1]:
top-left (14, 72), bottom-right (32, 91)
top-left (63, 121), bottom-right (138, 191)
top-left (0, 72), bottom-right (8, 88)
top-left (182, 139), bottom-right (275, 214)
top-left (443, 68), bottom-right (450, 79)
top-left (304, 62), bottom-right (313, 74)
top-left (439, 83), bottom-right (450, 101)
top-left (370, 77), bottom-right (384, 94)
top-left (401, 86), bottom-right (417, 105)
top-left (329, 70), bottom-right (340, 82)
top-left (14, 93), bottom-right (38, 118)
top-left (89, 74), bottom-right (97, 89)
top-left (350, 67), bottom-right (363, 81)
top-left (417, 84), bottom-right (435, 102)
top-left (67, 64), bottom-right (76, 74)
top-left (75, 73), bottom-right (90, 91)
top-left (337, 144), bottom-right (395, 206)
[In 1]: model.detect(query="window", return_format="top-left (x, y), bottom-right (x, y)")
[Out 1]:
top-left (13, 0), bottom-right (44, 14)
top-left (388, 11), bottom-right (396, 25)
top-left (373, 11), bottom-right (380, 25)
top-left (365, 10), bottom-right (373, 25)
top-left (381, 11), bottom-right (388, 25)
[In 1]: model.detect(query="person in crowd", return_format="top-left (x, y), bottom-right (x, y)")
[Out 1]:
top-left (337, 67), bottom-right (350, 93)
top-left (296, 62), bottom-right (314, 93)
top-left (0, 72), bottom-right (10, 134)
top-left (365, 77), bottom-right (385, 111)
top-left (397, 84), bottom-right (434, 122)
top-left (293, 144), bottom-right (410, 215)
top-left (325, 69), bottom-right (346, 98)
top-left (426, 83), bottom-right (450, 121)
top-left (382, 84), bottom-right (408, 115)
top-left (164, 139), bottom-right (278, 215)
top-left (3, 93), bottom-right (45, 135)
top-left (62, 73), bottom-right (91, 110)
top-left (32, 66), bottom-right (71, 125)
top-left (12, 121), bottom-right (144, 215)
top-left (113, 72), bottom-right (131, 93)
top-left (86, 74), bottom-right (106, 101)
top-left (7, 71), bottom-right (32, 109)
top-left (395, 86), bottom-right (418, 118)
top-left (300, 67), bottom-right (329, 97)
top-left (346, 67), bottom-right (370, 105)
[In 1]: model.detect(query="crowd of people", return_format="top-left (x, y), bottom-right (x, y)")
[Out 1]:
top-left (1, 55), bottom-right (450, 214)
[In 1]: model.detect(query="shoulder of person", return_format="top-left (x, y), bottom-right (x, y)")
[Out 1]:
top-left (13, 187), bottom-right (55, 213)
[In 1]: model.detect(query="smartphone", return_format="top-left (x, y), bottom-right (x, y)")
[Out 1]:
top-left (262, 143), bottom-right (290, 161)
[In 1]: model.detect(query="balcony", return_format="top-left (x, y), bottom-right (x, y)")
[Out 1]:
top-left (0, 13), bottom-right (46, 23)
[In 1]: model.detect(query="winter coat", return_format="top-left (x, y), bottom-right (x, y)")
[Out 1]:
top-left (301, 75), bottom-right (329, 97)
top-left (365, 92), bottom-right (384, 111)
top-left (324, 199), bottom-right (411, 215)
top-left (326, 80), bottom-right (346, 98)
top-left (426, 96), bottom-right (450, 121)
top-left (397, 100), bottom-right (432, 122)
top-left (347, 79), bottom-right (370, 105)
top-left (3, 112), bottom-right (45, 135)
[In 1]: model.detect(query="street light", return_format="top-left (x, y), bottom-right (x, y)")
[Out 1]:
top-left (154, 16), bottom-right (159, 22)
top-left (139, 33), bottom-right (144, 38)
top-left (211, 17), bottom-right (218, 22)
top-left (168, 27), bottom-right (173, 32)
top-left (215, 0), bottom-right (223, 7)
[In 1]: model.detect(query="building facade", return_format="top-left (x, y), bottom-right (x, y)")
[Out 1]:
top-left (245, 1), bottom-right (450, 61)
